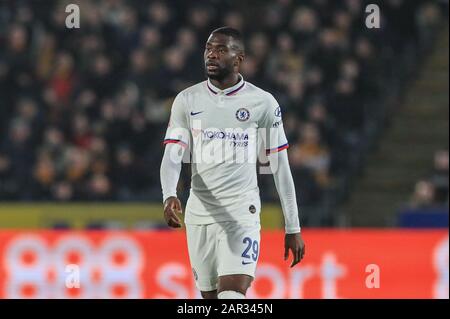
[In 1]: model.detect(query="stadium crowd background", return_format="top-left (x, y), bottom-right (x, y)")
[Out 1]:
top-left (0, 0), bottom-right (447, 226)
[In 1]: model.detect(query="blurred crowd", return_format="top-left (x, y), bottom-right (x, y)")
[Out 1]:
top-left (409, 150), bottom-right (449, 210)
top-left (0, 0), bottom-right (446, 211)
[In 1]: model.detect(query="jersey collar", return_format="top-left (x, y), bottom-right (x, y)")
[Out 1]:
top-left (207, 74), bottom-right (245, 96)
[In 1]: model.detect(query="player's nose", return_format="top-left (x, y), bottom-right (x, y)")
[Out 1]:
top-left (206, 50), bottom-right (219, 60)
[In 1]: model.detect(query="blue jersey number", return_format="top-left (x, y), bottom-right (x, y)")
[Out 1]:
top-left (242, 237), bottom-right (259, 261)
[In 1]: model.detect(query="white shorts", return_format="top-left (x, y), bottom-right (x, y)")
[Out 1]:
top-left (186, 220), bottom-right (261, 292)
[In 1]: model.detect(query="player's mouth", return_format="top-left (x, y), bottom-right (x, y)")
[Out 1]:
top-left (206, 62), bottom-right (220, 72)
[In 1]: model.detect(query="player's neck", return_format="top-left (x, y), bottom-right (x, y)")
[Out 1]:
top-left (209, 73), bottom-right (240, 90)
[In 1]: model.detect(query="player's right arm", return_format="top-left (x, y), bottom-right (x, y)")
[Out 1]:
top-left (160, 93), bottom-right (190, 228)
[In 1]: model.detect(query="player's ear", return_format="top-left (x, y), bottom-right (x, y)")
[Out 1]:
top-left (235, 52), bottom-right (244, 66)
top-left (239, 52), bottom-right (245, 63)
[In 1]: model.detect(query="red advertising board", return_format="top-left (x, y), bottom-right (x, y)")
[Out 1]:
top-left (0, 230), bottom-right (447, 299)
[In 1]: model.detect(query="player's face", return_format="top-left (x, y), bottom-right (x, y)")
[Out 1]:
top-left (204, 33), bottom-right (241, 81)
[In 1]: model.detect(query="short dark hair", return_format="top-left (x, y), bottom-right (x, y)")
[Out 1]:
top-left (211, 27), bottom-right (245, 52)
top-left (212, 27), bottom-right (243, 41)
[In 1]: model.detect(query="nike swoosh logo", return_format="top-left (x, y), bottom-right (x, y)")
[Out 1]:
top-left (190, 111), bottom-right (204, 116)
top-left (242, 261), bottom-right (254, 265)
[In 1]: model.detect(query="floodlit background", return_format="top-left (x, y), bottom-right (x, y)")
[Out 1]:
top-left (0, 0), bottom-right (448, 299)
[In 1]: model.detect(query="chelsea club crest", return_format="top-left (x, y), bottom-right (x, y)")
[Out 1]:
top-left (236, 108), bottom-right (250, 122)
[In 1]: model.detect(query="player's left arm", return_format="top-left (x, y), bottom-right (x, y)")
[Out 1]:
top-left (269, 150), bottom-right (305, 267)
top-left (260, 93), bottom-right (305, 267)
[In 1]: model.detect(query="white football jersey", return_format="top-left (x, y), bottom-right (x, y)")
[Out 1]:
top-left (164, 75), bottom-right (289, 225)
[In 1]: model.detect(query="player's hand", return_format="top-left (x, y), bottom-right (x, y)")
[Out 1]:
top-left (163, 197), bottom-right (183, 228)
top-left (284, 232), bottom-right (305, 268)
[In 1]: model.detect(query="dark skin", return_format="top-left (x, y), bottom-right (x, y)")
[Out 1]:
top-left (164, 32), bottom-right (305, 299)
top-left (204, 33), bottom-right (244, 89)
